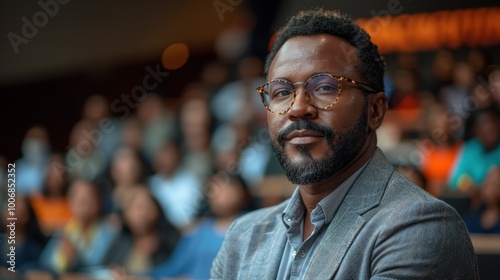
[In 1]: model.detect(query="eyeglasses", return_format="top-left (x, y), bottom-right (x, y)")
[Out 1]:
top-left (256, 73), bottom-right (377, 114)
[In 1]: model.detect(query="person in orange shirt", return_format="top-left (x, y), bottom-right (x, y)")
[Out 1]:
top-left (30, 154), bottom-right (72, 235)
top-left (419, 103), bottom-right (463, 196)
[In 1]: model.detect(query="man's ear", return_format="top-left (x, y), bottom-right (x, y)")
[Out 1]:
top-left (368, 92), bottom-right (388, 130)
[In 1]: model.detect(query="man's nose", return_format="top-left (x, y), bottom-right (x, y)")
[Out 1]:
top-left (286, 87), bottom-right (318, 121)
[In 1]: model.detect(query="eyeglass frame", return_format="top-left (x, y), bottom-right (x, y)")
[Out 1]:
top-left (256, 72), bottom-right (378, 115)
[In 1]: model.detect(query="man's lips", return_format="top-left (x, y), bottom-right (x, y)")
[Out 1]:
top-left (285, 130), bottom-right (325, 145)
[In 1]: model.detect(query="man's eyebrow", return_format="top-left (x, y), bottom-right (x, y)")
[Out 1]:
top-left (269, 71), bottom-right (343, 81)
top-left (269, 76), bottom-right (290, 81)
top-left (313, 71), bottom-right (343, 76)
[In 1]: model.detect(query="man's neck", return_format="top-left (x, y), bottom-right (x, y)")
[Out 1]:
top-left (298, 132), bottom-right (377, 215)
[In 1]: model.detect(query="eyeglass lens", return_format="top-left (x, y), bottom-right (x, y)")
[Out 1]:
top-left (261, 74), bottom-right (339, 113)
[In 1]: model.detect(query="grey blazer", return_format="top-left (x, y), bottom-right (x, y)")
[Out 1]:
top-left (210, 150), bottom-right (479, 279)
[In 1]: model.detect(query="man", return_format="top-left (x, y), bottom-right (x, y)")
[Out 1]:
top-left (210, 9), bottom-right (479, 279)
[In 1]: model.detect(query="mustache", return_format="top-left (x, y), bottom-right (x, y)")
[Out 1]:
top-left (277, 120), bottom-right (333, 144)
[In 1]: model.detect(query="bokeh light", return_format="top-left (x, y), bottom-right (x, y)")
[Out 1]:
top-left (162, 43), bottom-right (190, 70)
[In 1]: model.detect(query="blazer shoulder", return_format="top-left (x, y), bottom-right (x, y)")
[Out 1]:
top-left (366, 171), bottom-right (479, 279)
top-left (386, 170), bottom-right (446, 202)
top-left (382, 170), bottom-right (464, 224)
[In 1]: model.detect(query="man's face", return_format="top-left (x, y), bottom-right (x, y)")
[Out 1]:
top-left (267, 34), bottom-right (370, 185)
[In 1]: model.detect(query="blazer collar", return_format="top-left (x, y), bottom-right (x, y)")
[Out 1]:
top-left (305, 149), bottom-right (394, 279)
top-left (243, 201), bottom-right (288, 279)
top-left (342, 149), bottom-right (394, 215)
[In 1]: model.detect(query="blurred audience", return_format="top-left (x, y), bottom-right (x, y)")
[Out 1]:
top-left (148, 173), bottom-right (253, 280)
top-left (16, 126), bottom-right (51, 196)
top-left (472, 83), bottom-right (495, 110)
top-left (30, 154), bottom-right (72, 235)
top-left (439, 62), bottom-right (476, 136)
top-left (66, 120), bottom-right (107, 182)
top-left (121, 117), bottom-right (154, 175)
top-left (108, 146), bottom-right (145, 214)
top-left (179, 95), bottom-right (214, 181)
top-left (137, 94), bottom-right (177, 164)
top-left (148, 141), bottom-right (203, 230)
top-left (467, 49), bottom-right (489, 79)
top-left (392, 69), bottom-right (421, 111)
top-left (81, 95), bottom-right (123, 161)
top-left (200, 60), bottom-right (229, 95)
top-left (210, 56), bottom-right (266, 126)
top-left (1, 196), bottom-right (47, 274)
top-left (211, 122), bottom-right (272, 189)
top-left (419, 103), bottom-right (463, 196)
top-left (103, 185), bottom-right (180, 275)
top-left (449, 108), bottom-right (500, 191)
top-left (390, 69), bottom-right (424, 137)
top-left (214, 10), bottom-right (255, 64)
top-left (430, 49), bottom-right (455, 92)
top-left (463, 166), bottom-right (500, 233)
top-left (39, 179), bottom-right (118, 274)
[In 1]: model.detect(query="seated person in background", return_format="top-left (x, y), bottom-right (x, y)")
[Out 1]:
top-left (30, 154), bottom-right (72, 235)
top-left (439, 62), bottom-right (476, 117)
top-left (419, 103), bottom-right (462, 196)
top-left (391, 69), bottom-right (421, 111)
top-left (449, 108), bottom-right (500, 191)
top-left (108, 146), bottom-right (144, 214)
top-left (0, 196), bottom-right (47, 275)
top-left (148, 141), bottom-right (203, 230)
top-left (103, 185), bottom-right (180, 276)
top-left (15, 126), bottom-right (51, 196)
top-left (39, 179), bottom-right (118, 274)
top-left (463, 166), bottom-right (500, 233)
top-left (148, 173), bottom-right (253, 280)
top-left (179, 95), bottom-right (215, 183)
top-left (66, 121), bottom-right (107, 182)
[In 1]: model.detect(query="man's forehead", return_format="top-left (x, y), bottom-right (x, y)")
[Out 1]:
top-left (269, 34), bottom-right (359, 78)
top-left (280, 34), bottom-right (355, 54)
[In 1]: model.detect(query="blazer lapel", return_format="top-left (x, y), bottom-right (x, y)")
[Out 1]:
top-left (305, 150), bottom-right (394, 279)
top-left (244, 206), bottom-right (288, 279)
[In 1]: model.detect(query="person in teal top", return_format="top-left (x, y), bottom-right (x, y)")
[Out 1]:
top-left (449, 108), bottom-right (500, 190)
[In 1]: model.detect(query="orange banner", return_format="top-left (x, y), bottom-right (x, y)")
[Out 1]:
top-left (356, 7), bottom-right (500, 54)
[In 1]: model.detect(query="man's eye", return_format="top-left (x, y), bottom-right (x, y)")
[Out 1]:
top-left (272, 89), bottom-right (293, 99)
top-left (314, 84), bottom-right (337, 94)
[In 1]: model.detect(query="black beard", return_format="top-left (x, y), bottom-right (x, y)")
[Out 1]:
top-left (270, 105), bottom-right (368, 185)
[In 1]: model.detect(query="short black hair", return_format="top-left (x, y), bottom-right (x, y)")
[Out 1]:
top-left (265, 8), bottom-right (385, 93)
